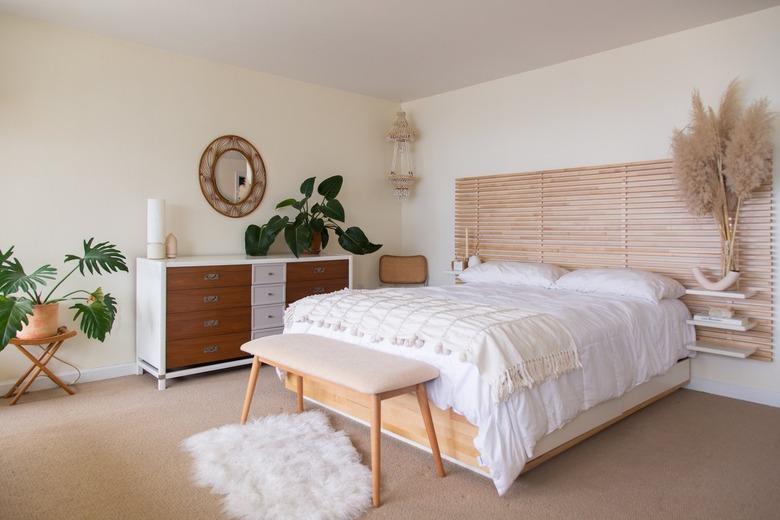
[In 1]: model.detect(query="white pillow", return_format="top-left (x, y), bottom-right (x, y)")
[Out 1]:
top-left (555, 268), bottom-right (685, 302)
top-left (458, 261), bottom-right (568, 288)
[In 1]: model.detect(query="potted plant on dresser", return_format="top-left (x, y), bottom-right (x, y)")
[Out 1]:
top-left (0, 238), bottom-right (128, 350)
top-left (245, 175), bottom-right (382, 257)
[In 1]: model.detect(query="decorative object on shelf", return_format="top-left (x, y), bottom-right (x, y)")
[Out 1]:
top-left (451, 259), bottom-right (465, 272)
top-left (672, 79), bottom-right (775, 290)
top-left (147, 198), bottom-right (166, 260)
top-left (245, 175), bottom-right (382, 257)
top-left (692, 267), bottom-right (740, 291)
top-left (707, 305), bottom-right (734, 319)
top-left (0, 238), bottom-right (128, 351)
top-left (199, 135), bottom-right (267, 218)
top-left (165, 233), bottom-right (178, 259)
top-left (386, 111), bottom-right (417, 200)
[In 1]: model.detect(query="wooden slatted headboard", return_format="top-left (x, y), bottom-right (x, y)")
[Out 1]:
top-left (455, 159), bottom-right (773, 361)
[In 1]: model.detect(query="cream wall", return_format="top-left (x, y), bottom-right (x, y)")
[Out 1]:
top-left (0, 15), bottom-right (400, 384)
top-left (402, 7), bottom-right (780, 405)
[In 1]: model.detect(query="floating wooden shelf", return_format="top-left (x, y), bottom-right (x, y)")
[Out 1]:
top-left (685, 288), bottom-right (756, 299)
top-left (686, 342), bottom-right (758, 359)
top-left (687, 319), bottom-right (756, 332)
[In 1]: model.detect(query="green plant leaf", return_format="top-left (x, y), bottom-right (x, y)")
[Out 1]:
top-left (317, 175), bottom-right (343, 199)
top-left (245, 216), bottom-right (289, 256)
top-left (65, 238), bottom-right (128, 276)
top-left (0, 246), bottom-right (14, 267)
top-left (300, 177), bottom-right (316, 197)
top-left (276, 198), bottom-right (297, 209)
top-left (0, 295), bottom-right (33, 351)
top-left (70, 288), bottom-right (115, 342)
top-left (284, 222), bottom-right (312, 258)
top-left (335, 226), bottom-right (382, 255)
top-left (321, 228), bottom-right (330, 250)
top-left (310, 218), bottom-right (325, 233)
top-left (0, 259), bottom-right (56, 296)
top-left (292, 199), bottom-right (307, 210)
top-left (320, 198), bottom-right (345, 222)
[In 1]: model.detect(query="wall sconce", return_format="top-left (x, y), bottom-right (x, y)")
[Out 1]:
top-left (386, 111), bottom-right (417, 200)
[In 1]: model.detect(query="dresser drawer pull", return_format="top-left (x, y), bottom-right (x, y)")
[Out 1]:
top-left (313, 267), bottom-right (326, 274)
top-left (267, 314), bottom-right (275, 319)
top-left (202, 345), bottom-right (219, 353)
top-left (267, 292), bottom-right (275, 296)
top-left (203, 319), bottom-right (219, 328)
top-left (312, 286), bottom-right (325, 294)
top-left (203, 295), bottom-right (219, 303)
top-left (203, 273), bottom-right (220, 281)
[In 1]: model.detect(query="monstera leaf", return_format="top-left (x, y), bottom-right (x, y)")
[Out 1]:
top-left (70, 288), bottom-right (117, 342)
top-left (65, 239), bottom-right (128, 276)
top-left (0, 259), bottom-right (56, 296)
top-left (245, 215), bottom-right (289, 256)
top-left (335, 226), bottom-right (382, 255)
top-left (0, 295), bottom-right (33, 351)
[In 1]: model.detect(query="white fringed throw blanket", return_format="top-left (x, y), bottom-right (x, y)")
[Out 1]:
top-left (284, 288), bottom-right (580, 402)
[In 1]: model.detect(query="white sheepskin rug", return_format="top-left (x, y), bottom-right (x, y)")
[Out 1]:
top-left (181, 410), bottom-right (372, 520)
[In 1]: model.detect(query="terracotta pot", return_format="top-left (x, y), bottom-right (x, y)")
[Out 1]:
top-left (306, 232), bottom-right (322, 255)
top-left (692, 267), bottom-right (741, 292)
top-left (17, 303), bottom-right (60, 340)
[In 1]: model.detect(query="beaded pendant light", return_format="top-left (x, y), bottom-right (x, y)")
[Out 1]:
top-left (386, 111), bottom-right (417, 199)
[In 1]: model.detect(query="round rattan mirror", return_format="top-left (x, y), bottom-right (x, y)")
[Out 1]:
top-left (199, 135), bottom-right (267, 218)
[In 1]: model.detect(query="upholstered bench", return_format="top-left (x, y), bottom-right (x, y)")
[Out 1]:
top-left (239, 333), bottom-right (446, 507)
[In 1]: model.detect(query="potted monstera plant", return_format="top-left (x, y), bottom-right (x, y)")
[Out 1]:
top-left (245, 175), bottom-right (382, 257)
top-left (0, 238), bottom-right (128, 351)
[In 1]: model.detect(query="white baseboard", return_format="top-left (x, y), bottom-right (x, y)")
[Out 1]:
top-left (686, 377), bottom-right (780, 408)
top-left (0, 362), bottom-right (137, 396)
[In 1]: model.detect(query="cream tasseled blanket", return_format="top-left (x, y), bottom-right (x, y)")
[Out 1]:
top-left (284, 288), bottom-right (580, 402)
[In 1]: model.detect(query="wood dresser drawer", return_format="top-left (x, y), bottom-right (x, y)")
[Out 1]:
top-left (167, 308), bottom-right (251, 341)
top-left (166, 332), bottom-right (250, 369)
top-left (286, 260), bottom-right (348, 283)
top-left (167, 265), bottom-right (251, 290)
top-left (252, 264), bottom-right (286, 285)
top-left (167, 286), bottom-right (250, 314)
top-left (285, 279), bottom-right (348, 305)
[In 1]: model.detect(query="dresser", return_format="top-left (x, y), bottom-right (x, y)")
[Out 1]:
top-left (136, 254), bottom-right (352, 389)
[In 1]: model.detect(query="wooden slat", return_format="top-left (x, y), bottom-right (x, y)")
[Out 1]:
top-left (455, 158), bottom-right (773, 361)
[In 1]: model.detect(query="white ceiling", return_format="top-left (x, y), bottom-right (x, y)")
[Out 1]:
top-left (2, 0), bottom-right (778, 101)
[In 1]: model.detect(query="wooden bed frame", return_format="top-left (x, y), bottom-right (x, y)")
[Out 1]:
top-left (285, 359), bottom-right (690, 475)
top-left (282, 158), bottom-right (770, 481)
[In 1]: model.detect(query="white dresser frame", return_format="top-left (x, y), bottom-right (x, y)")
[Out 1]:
top-left (136, 254), bottom-right (353, 390)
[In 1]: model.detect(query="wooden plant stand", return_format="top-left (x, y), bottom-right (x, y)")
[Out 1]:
top-left (3, 328), bottom-right (77, 405)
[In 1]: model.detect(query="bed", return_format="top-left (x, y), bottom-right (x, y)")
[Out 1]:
top-left (283, 282), bottom-right (694, 494)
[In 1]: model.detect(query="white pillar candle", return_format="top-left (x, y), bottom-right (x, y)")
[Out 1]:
top-left (147, 198), bottom-right (166, 259)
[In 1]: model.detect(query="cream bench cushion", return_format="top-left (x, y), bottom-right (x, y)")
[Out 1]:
top-left (240, 333), bottom-right (439, 395)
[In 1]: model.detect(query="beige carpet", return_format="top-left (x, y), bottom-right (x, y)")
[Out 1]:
top-left (1, 366), bottom-right (779, 520)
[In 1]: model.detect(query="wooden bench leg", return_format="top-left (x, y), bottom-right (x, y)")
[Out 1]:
top-left (371, 394), bottom-right (382, 507)
top-left (240, 357), bottom-right (262, 424)
top-left (296, 374), bottom-right (304, 413)
top-left (416, 383), bottom-right (446, 478)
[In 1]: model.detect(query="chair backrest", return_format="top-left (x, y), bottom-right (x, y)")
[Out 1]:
top-left (379, 255), bottom-right (428, 285)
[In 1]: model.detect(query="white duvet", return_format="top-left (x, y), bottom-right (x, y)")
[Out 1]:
top-left (285, 283), bottom-right (694, 495)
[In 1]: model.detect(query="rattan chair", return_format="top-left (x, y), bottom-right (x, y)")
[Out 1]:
top-left (379, 255), bottom-right (428, 286)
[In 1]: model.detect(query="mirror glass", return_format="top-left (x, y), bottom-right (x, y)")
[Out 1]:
top-left (214, 150), bottom-right (254, 203)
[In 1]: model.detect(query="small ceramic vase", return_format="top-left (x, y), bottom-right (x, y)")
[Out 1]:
top-left (165, 233), bottom-right (178, 259)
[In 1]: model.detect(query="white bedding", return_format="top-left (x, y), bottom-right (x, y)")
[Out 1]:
top-left (285, 283), bottom-right (694, 495)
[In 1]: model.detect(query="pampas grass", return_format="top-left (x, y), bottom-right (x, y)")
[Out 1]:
top-left (672, 79), bottom-right (775, 275)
